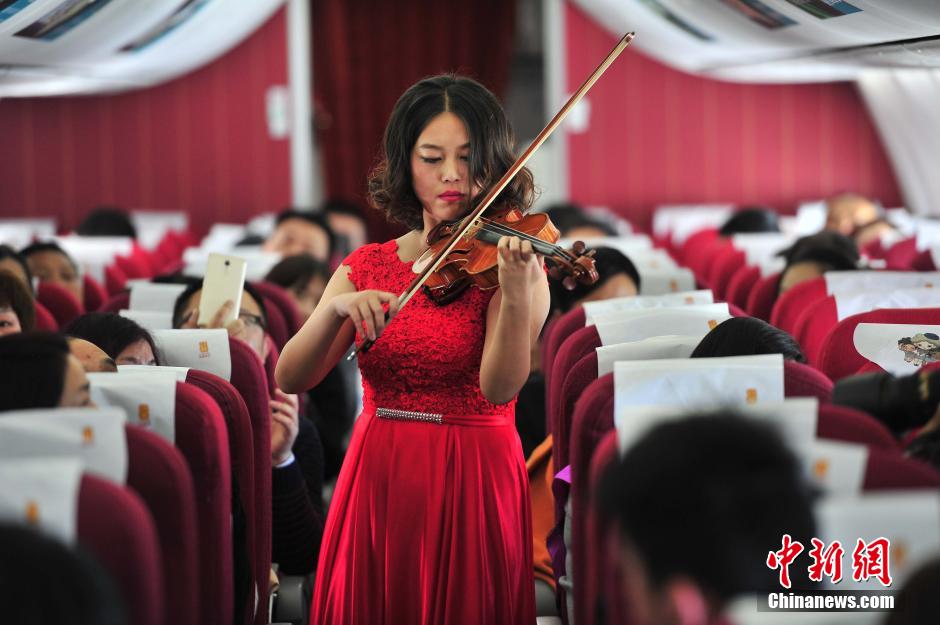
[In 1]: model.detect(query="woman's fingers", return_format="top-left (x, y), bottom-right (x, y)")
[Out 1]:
top-left (210, 300), bottom-right (234, 328)
top-left (357, 301), bottom-right (376, 340)
top-left (368, 296), bottom-right (386, 334)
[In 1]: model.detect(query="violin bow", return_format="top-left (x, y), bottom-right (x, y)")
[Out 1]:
top-left (348, 31), bottom-right (635, 360)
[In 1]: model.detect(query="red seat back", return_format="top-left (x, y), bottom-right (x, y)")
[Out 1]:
top-left (541, 307), bottom-right (586, 393)
top-left (558, 352), bottom-right (600, 474)
top-left (885, 237), bottom-right (918, 270)
top-left (745, 272), bottom-right (780, 321)
top-left (726, 265), bottom-right (760, 311)
top-left (105, 263), bottom-right (128, 295)
top-left (584, 431), bottom-right (625, 625)
top-left (261, 295), bottom-right (289, 351)
top-left (253, 281), bottom-right (305, 336)
top-left (33, 300), bottom-right (57, 331)
top-left (792, 296), bottom-right (839, 366)
top-left (783, 360), bottom-right (833, 403)
top-left (83, 275), bottom-right (108, 312)
top-left (818, 307), bottom-right (940, 381)
top-left (125, 425), bottom-right (199, 625)
top-left (99, 290), bottom-right (131, 314)
top-left (36, 282), bottom-right (83, 326)
top-left (864, 448), bottom-right (940, 490)
top-left (78, 475), bottom-right (164, 625)
top-left (175, 382), bottom-right (234, 625)
top-left (817, 404), bottom-right (897, 452)
top-left (678, 229), bottom-right (719, 275)
top-left (227, 338), bottom-right (273, 624)
top-left (709, 248), bottom-right (746, 301)
top-left (770, 276), bottom-right (827, 335)
top-left (549, 326), bottom-right (601, 466)
top-left (185, 369), bottom-right (258, 624)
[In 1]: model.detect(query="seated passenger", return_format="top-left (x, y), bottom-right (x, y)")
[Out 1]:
top-left (0, 244), bottom-right (33, 293)
top-left (323, 199), bottom-right (369, 259)
top-left (75, 205), bottom-right (137, 239)
top-left (0, 523), bottom-right (127, 625)
top-left (596, 414), bottom-right (816, 625)
top-left (690, 317), bottom-right (805, 362)
top-left (0, 272), bottom-right (35, 337)
top-left (824, 192), bottom-right (881, 238)
top-left (263, 209), bottom-right (335, 263)
top-left (264, 255), bottom-right (330, 320)
top-left (777, 231), bottom-right (859, 294)
top-left (173, 279), bottom-right (325, 575)
top-left (20, 241), bottom-right (84, 307)
top-left (549, 247), bottom-right (642, 314)
top-left (64, 312), bottom-right (158, 366)
top-left (544, 202), bottom-right (619, 240)
top-left (718, 206), bottom-right (780, 235)
top-left (0, 332), bottom-right (94, 410)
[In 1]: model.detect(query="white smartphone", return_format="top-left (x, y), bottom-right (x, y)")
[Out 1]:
top-left (198, 253), bottom-right (247, 326)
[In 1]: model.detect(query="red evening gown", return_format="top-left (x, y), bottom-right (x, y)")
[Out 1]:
top-left (309, 240), bottom-right (536, 625)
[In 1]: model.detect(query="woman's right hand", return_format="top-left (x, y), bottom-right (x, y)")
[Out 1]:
top-left (330, 290), bottom-right (400, 341)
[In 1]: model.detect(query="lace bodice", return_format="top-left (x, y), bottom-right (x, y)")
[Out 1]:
top-left (343, 240), bottom-right (515, 417)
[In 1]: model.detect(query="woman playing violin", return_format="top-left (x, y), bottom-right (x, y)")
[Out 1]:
top-left (277, 74), bottom-right (548, 624)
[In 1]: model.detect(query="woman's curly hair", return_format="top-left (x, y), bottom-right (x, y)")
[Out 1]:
top-left (368, 74), bottom-right (535, 231)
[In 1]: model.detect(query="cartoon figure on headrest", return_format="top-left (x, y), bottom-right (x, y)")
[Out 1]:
top-left (898, 333), bottom-right (940, 367)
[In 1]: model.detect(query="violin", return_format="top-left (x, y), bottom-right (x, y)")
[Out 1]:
top-left (348, 31), bottom-right (635, 359)
top-left (419, 205), bottom-right (599, 305)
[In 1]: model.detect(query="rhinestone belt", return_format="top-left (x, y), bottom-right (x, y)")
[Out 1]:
top-left (375, 407), bottom-right (444, 425)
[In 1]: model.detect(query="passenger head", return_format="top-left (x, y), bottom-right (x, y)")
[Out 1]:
top-left (825, 193), bottom-right (881, 237)
top-left (67, 338), bottom-right (118, 374)
top-left (0, 332), bottom-right (93, 410)
top-left (719, 207), bottom-right (780, 236)
top-left (322, 199), bottom-right (368, 257)
top-left (0, 244), bottom-right (33, 292)
top-left (64, 313), bottom-right (158, 366)
top-left (20, 242), bottom-right (84, 306)
top-left (264, 255), bottom-right (330, 319)
top-left (172, 279), bottom-right (269, 358)
top-left (543, 202), bottom-right (618, 239)
top-left (368, 73), bottom-right (534, 231)
top-left (690, 317), bottom-right (805, 363)
top-left (597, 414), bottom-right (816, 625)
top-left (777, 231), bottom-right (859, 294)
top-left (550, 247), bottom-right (641, 314)
top-left (263, 209), bottom-right (334, 262)
top-left (0, 272), bottom-right (35, 336)
top-left (884, 557), bottom-right (940, 625)
top-left (0, 523), bottom-right (127, 625)
top-left (75, 205), bottom-right (137, 239)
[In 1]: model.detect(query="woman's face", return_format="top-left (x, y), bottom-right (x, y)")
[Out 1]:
top-left (778, 261), bottom-right (824, 294)
top-left (410, 112), bottom-right (481, 228)
top-left (116, 338), bottom-right (157, 366)
top-left (0, 306), bottom-right (21, 337)
top-left (27, 251), bottom-right (83, 306)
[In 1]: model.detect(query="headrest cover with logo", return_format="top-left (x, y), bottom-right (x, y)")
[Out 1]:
top-left (0, 407), bottom-right (127, 483)
top-left (614, 353), bottom-right (785, 417)
top-left (799, 440), bottom-right (868, 495)
top-left (151, 329), bottom-right (231, 381)
top-left (595, 306), bottom-right (732, 346)
top-left (637, 268), bottom-right (696, 296)
top-left (582, 290), bottom-right (714, 324)
top-left (0, 457), bottom-right (83, 544)
top-left (595, 335), bottom-right (701, 376)
top-left (853, 323), bottom-right (940, 375)
top-left (815, 491), bottom-right (940, 590)
top-left (88, 372), bottom-right (178, 442)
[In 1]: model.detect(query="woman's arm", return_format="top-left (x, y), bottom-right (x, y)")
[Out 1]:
top-left (276, 263), bottom-right (399, 393)
top-left (480, 236), bottom-right (551, 404)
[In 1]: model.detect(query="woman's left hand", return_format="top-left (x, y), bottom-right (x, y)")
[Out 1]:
top-left (496, 236), bottom-right (543, 299)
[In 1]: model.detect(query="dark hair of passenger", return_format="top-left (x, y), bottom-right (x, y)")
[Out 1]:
top-left (0, 332), bottom-right (70, 412)
top-left (0, 271), bottom-right (36, 332)
top-left (171, 278), bottom-right (268, 329)
top-left (368, 74), bottom-right (535, 231)
top-left (0, 244), bottom-right (33, 291)
top-left (549, 247), bottom-right (641, 314)
top-left (596, 414), bottom-right (817, 601)
top-left (63, 312), bottom-right (158, 365)
top-left (75, 206), bottom-right (137, 239)
top-left (779, 231), bottom-right (859, 271)
top-left (274, 209), bottom-right (336, 256)
top-left (690, 317), bottom-right (806, 363)
top-left (543, 202), bottom-right (617, 237)
top-left (719, 207), bottom-right (780, 236)
top-left (19, 241), bottom-right (78, 271)
top-left (0, 523), bottom-right (127, 625)
top-left (264, 255), bottom-right (331, 294)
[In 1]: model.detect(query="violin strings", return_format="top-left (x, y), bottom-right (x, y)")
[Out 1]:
top-left (476, 217), bottom-right (571, 257)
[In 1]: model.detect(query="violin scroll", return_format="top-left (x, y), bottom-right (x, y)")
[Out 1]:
top-left (547, 243), bottom-right (598, 291)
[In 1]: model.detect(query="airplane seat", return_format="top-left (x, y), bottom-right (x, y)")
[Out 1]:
top-left (817, 404), bottom-right (898, 452)
top-left (99, 290), bottom-right (131, 314)
top-left (114, 253), bottom-right (150, 281)
top-left (260, 295), bottom-right (290, 352)
top-left (542, 307), bottom-right (587, 395)
top-left (884, 237), bottom-right (919, 270)
top-left (792, 296), bottom-right (838, 366)
top-left (769, 276), bottom-right (827, 335)
top-left (726, 265), bottom-right (761, 311)
top-left (36, 281), bottom-right (83, 326)
top-left (708, 248), bottom-right (746, 300)
top-left (105, 263), bottom-right (128, 296)
top-left (33, 300), bottom-right (58, 331)
top-left (911, 249), bottom-right (936, 272)
top-left (253, 280), bottom-right (305, 337)
top-left (745, 272), bottom-right (780, 321)
top-left (783, 360), bottom-right (833, 403)
top-left (678, 228), bottom-right (718, 274)
top-left (83, 275), bottom-right (108, 312)
top-left (690, 238), bottom-right (730, 288)
top-left (549, 326), bottom-right (602, 468)
top-left (864, 447), bottom-right (940, 490)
